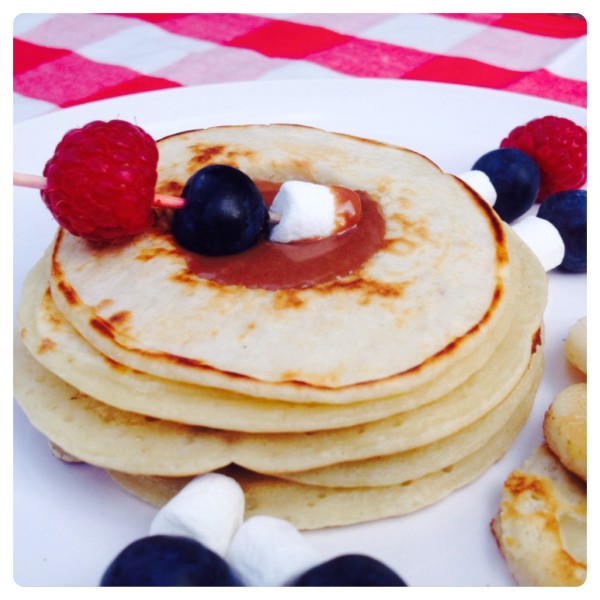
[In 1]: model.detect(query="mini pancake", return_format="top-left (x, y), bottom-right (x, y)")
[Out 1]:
top-left (491, 444), bottom-right (587, 586)
top-left (543, 383), bottom-right (587, 481)
top-left (48, 124), bottom-right (513, 403)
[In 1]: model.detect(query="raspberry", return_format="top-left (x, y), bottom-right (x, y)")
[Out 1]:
top-left (42, 120), bottom-right (159, 243)
top-left (500, 116), bottom-right (586, 203)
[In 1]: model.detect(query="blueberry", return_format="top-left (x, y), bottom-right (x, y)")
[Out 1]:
top-left (537, 189), bottom-right (586, 273)
top-left (100, 535), bottom-right (242, 586)
top-left (173, 164), bottom-right (268, 256)
top-left (472, 148), bottom-right (541, 223)
top-left (290, 554), bottom-right (408, 587)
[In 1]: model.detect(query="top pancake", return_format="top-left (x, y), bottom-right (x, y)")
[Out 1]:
top-left (49, 124), bottom-right (511, 402)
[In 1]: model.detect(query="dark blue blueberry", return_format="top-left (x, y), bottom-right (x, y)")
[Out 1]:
top-left (100, 535), bottom-right (242, 586)
top-left (173, 164), bottom-right (268, 256)
top-left (472, 148), bottom-right (541, 223)
top-left (290, 554), bottom-right (408, 587)
top-left (537, 189), bottom-right (586, 273)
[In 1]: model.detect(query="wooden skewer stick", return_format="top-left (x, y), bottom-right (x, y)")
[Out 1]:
top-left (13, 172), bottom-right (46, 190)
top-left (13, 171), bottom-right (185, 209)
top-left (13, 171), bottom-right (280, 220)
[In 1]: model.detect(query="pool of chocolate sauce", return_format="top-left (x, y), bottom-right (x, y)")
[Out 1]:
top-left (179, 182), bottom-right (386, 290)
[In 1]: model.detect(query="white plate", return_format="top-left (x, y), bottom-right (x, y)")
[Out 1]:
top-left (13, 79), bottom-right (587, 587)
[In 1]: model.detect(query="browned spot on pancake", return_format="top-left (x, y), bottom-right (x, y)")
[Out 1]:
top-left (170, 268), bottom-right (202, 286)
top-left (273, 290), bottom-right (305, 310)
top-left (531, 328), bottom-right (543, 353)
top-left (51, 232), bottom-right (83, 306)
top-left (374, 178), bottom-right (393, 197)
top-left (41, 289), bottom-right (62, 327)
top-left (56, 280), bottom-right (79, 306)
top-left (89, 317), bottom-right (116, 340)
top-left (51, 232), bottom-right (65, 276)
top-left (189, 144), bottom-right (227, 168)
top-left (386, 211), bottom-right (429, 242)
top-left (164, 353), bottom-right (206, 369)
top-left (103, 354), bottom-right (131, 373)
top-left (136, 245), bottom-right (178, 262)
top-left (156, 180), bottom-right (184, 196)
top-left (37, 337), bottom-right (57, 353)
top-left (108, 310), bottom-right (132, 326)
top-left (504, 472), bottom-right (547, 499)
top-left (69, 390), bottom-right (88, 403)
top-left (322, 276), bottom-right (408, 306)
top-left (280, 369), bottom-right (300, 381)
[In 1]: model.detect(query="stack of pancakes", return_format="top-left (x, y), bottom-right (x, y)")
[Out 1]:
top-left (14, 125), bottom-right (547, 530)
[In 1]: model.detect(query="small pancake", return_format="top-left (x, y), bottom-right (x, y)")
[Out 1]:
top-left (491, 444), bottom-right (587, 586)
top-left (543, 383), bottom-right (587, 481)
top-left (565, 317), bottom-right (586, 374)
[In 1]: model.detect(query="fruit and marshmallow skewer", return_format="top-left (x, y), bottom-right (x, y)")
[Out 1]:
top-left (12, 120), bottom-right (361, 253)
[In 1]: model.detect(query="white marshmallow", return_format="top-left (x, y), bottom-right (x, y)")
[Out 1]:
top-left (512, 215), bottom-right (565, 272)
top-left (149, 473), bottom-right (245, 557)
top-left (226, 515), bottom-right (322, 586)
top-left (456, 170), bottom-right (497, 206)
top-left (269, 181), bottom-right (337, 243)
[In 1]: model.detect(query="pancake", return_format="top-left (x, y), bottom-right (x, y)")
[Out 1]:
top-left (48, 124), bottom-right (513, 403)
top-left (491, 444), bottom-right (586, 586)
top-left (543, 383), bottom-right (587, 481)
top-left (18, 227), bottom-right (543, 434)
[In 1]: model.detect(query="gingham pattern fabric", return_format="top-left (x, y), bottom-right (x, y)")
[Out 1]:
top-left (14, 13), bottom-right (587, 122)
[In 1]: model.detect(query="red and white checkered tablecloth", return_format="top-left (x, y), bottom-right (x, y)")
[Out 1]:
top-left (13, 12), bottom-right (587, 123)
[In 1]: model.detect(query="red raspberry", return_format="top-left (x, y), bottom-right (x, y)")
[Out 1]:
top-left (42, 120), bottom-right (159, 243)
top-left (500, 116), bottom-right (586, 203)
